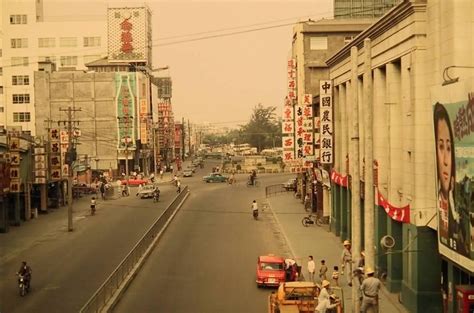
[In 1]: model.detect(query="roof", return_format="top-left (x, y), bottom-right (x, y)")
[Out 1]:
top-left (85, 57), bottom-right (130, 67)
top-left (259, 255), bottom-right (285, 263)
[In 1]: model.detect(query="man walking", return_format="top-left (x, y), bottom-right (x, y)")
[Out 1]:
top-left (307, 255), bottom-right (315, 282)
top-left (341, 240), bottom-right (353, 286)
top-left (319, 259), bottom-right (328, 281)
top-left (360, 267), bottom-right (381, 313)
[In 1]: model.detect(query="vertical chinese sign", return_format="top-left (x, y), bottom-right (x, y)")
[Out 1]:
top-left (282, 102), bottom-right (294, 162)
top-left (319, 80), bottom-right (333, 164)
top-left (116, 73), bottom-right (137, 151)
top-left (138, 73), bottom-right (149, 144)
top-left (49, 129), bottom-right (61, 181)
top-left (34, 142), bottom-right (47, 184)
top-left (431, 78), bottom-right (474, 272)
top-left (60, 130), bottom-right (69, 178)
top-left (8, 132), bottom-right (21, 192)
top-left (302, 94), bottom-right (314, 165)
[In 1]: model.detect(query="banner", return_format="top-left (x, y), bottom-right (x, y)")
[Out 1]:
top-left (432, 78), bottom-right (474, 272)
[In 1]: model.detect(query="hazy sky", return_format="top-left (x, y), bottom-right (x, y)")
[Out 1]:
top-left (46, 0), bottom-right (333, 127)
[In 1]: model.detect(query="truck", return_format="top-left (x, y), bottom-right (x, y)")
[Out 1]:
top-left (268, 282), bottom-right (344, 313)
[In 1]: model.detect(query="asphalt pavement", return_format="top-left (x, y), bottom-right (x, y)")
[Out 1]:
top-left (0, 172), bottom-right (177, 313)
top-left (267, 191), bottom-right (409, 313)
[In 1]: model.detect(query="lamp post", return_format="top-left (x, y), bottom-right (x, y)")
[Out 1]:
top-left (94, 158), bottom-right (99, 171)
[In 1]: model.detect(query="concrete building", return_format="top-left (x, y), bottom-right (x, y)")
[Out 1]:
top-left (328, 0), bottom-right (474, 312)
top-left (0, 0), bottom-right (107, 135)
top-left (334, 0), bottom-right (401, 19)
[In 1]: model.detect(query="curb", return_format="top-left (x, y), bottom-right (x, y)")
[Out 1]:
top-left (101, 190), bottom-right (190, 313)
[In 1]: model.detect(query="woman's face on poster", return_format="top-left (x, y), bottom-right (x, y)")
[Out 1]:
top-left (436, 118), bottom-right (453, 196)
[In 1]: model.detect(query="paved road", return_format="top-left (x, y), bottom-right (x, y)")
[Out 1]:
top-left (0, 181), bottom-right (177, 313)
top-left (113, 162), bottom-right (292, 313)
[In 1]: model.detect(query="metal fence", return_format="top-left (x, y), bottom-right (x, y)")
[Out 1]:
top-left (265, 184), bottom-right (289, 197)
top-left (79, 186), bottom-right (189, 313)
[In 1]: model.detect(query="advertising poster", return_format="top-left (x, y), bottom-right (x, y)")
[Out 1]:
top-left (432, 78), bottom-right (474, 272)
top-left (115, 73), bottom-right (137, 150)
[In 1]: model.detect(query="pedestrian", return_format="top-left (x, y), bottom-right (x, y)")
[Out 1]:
top-left (90, 197), bottom-right (96, 215)
top-left (176, 180), bottom-right (181, 193)
top-left (332, 265), bottom-right (339, 286)
top-left (360, 267), bottom-right (382, 313)
top-left (99, 182), bottom-right (106, 200)
top-left (136, 183), bottom-right (143, 197)
top-left (354, 250), bottom-right (366, 285)
top-left (341, 240), bottom-right (353, 286)
top-left (315, 280), bottom-right (340, 313)
top-left (307, 256), bottom-right (315, 282)
top-left (319, 259), bottom-right (328, 281)
top-left (304, 193), bottom-right (310, 210)
top-left (160, 168), bottom-right (164, 179)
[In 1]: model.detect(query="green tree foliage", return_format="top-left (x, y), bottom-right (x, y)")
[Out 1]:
top-left (241, 103), bottom-right (281, 152)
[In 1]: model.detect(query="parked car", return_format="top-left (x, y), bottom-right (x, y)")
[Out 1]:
top-left (256, 255), bottom-right (286, 287)
top-left (137, 184), bottom-right (158, 199)
top-left (183, 169), bottom-right (193, 177)
top-left (283, 178), bottom-right (296, 191)
top-left (202, 173), bottom-right (228, 183)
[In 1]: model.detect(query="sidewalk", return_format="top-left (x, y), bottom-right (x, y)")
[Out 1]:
top-left (267, 193), bottom-right (409, 313)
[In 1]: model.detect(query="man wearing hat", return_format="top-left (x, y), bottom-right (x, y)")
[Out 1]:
top-left (360, 267), bottom-right (382, 312)
top-left (341, 240), bottom-right (353, 286)
top-left (315, 280), bottom-right (340, 313)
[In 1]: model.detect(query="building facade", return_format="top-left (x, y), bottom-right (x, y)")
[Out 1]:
top-left (0, 0), bottom-right (107, 135)
top-left (327, 0), bottom-right (474, 312)
top-left (334, 0), bottom-right (401, 19)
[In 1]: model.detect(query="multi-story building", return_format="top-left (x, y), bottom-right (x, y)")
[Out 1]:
top-left (0, 0), bottom-right (107, 135)
top-left (155, 76), bottom-right (174, 169)
top-left (328, 0), bottom-right (474, 312)
top-left (333, 0), bottom-right (401, 19)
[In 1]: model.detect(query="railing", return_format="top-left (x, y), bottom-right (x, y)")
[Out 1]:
top-left (265, 184), bottom-right (289, 197)
top-left (79, 186), bottom-right (189, 313)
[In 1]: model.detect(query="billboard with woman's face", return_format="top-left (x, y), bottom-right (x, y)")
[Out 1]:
top-left (432, 79), bottom-right (474, 272)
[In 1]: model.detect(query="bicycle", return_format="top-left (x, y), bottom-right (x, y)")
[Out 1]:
top-left (301, 213), bottom-right (324, 227)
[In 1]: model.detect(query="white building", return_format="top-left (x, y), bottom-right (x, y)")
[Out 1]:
top-left (0, 0), bottom-right (107, 135)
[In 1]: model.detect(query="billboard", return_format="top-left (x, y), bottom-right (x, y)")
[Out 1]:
top-left (107, 7), bottom-right (152, 64)
top-left (432, 78), bottom-right (474, 272)
top-left (115, 73), bottom-right (137, 150)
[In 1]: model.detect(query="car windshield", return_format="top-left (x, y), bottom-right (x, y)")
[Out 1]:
top-left (260, 262), bottom-right (284, 270)
top-left (142, 185), bottom-right (154, 190)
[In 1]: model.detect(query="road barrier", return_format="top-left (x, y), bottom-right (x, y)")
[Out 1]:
top-left (79, 186), bottom-right (189, 313)
top-left (265, 184), bottom-right (289, 197)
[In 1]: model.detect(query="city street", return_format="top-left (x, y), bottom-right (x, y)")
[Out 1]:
top-left (0, 178), bottom-right (178, 313)
top-left (112, 162), bottom-right (291, 313)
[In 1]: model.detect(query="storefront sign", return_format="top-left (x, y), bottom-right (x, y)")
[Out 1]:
top-left (431, 78), bottom-right (474, 272)
top-left (115, 73), bottom-right (137, 151)
top-left (320, 80), bottom-right (333, 164)
top-left (49, 129), bottom-right (61, 181)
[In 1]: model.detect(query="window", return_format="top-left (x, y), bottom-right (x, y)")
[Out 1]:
top-left (0, 86), bottom-right (3, 94)
top-left (0, 67), bottom-right (2, 76)
top-left (83, 37), bottom-right (101, 47)
top-left (39, 56), bottom-right (56, 63)
top-left (0, 107), bottom-right (4, 113)
top-left (13, 112), bottom-right (31, 122)
top-left (310, 36), bottom-right (328, 50)
top-left (344, 36), bottom-right (354, 44)
top-left (60, 56), bottom-right (78, 66)
top-left (59, 37), bottom-right (77, 47)
top-left (11, 57), bottom-right (29, 67)
top-left (12, 75), bottom-right (30, 85)
top-left (38, 37), bottom-right (55, 48)
top-left (10, 15), bottom-right (27, 24)
top-left (83, 55), bottom-right (101, 64)
top-left (12, 94), bottom-right (30, 104)
top-left (11, 38), bottom-right (28, 48)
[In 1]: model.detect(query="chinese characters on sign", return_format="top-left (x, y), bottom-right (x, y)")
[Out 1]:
top-left (8, 132), bottom-right (21, 192)
top-left (281, 99), bottom-right (295, 162)
top-left (34, 146), bottom-right (47, 184)
top-left (302, 94), bottom-right (314, 163)
top-left (287, 59), bottom-right (296, 100)
top-left (319, 80), bottom-right (333, 164)
top-left (49, 128), bottom-right (62, 181)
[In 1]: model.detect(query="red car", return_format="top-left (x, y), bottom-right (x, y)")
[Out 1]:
top-left (121, 179), bottom-right (148, 186)
top-left (256, 255), bottom-right (286, 287)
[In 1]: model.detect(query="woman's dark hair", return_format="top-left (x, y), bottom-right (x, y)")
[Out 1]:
top-left (433, 102), bottom-right (456, 185)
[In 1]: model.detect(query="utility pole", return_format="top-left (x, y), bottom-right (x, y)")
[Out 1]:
top-left (363, 38), bottom-right (375, 274)
top-left (350, 46), bottom-right (361, 312)
top-left (59, 106), bottom-right (81, 232)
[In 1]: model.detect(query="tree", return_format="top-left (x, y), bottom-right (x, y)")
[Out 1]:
top-left (241, 103), bottom-right (281, 152)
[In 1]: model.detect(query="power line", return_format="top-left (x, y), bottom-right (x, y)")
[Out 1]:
top-left (0, 5), bottom-right (389, 69)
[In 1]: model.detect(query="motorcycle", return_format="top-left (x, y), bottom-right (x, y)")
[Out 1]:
top-left (153, 190), bottom-right (160, 203)
top-left (18, 274), bottom-right (29, 296)
top-left (253, 209), bottom-right (258, 220)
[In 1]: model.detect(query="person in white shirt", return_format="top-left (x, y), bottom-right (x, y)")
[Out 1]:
top-left (315, 280), bottom-right (339, 313)
top-left (307, 255), bottom-right (316, 282)
top-left (176, 180), bottom-right (181, 193)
